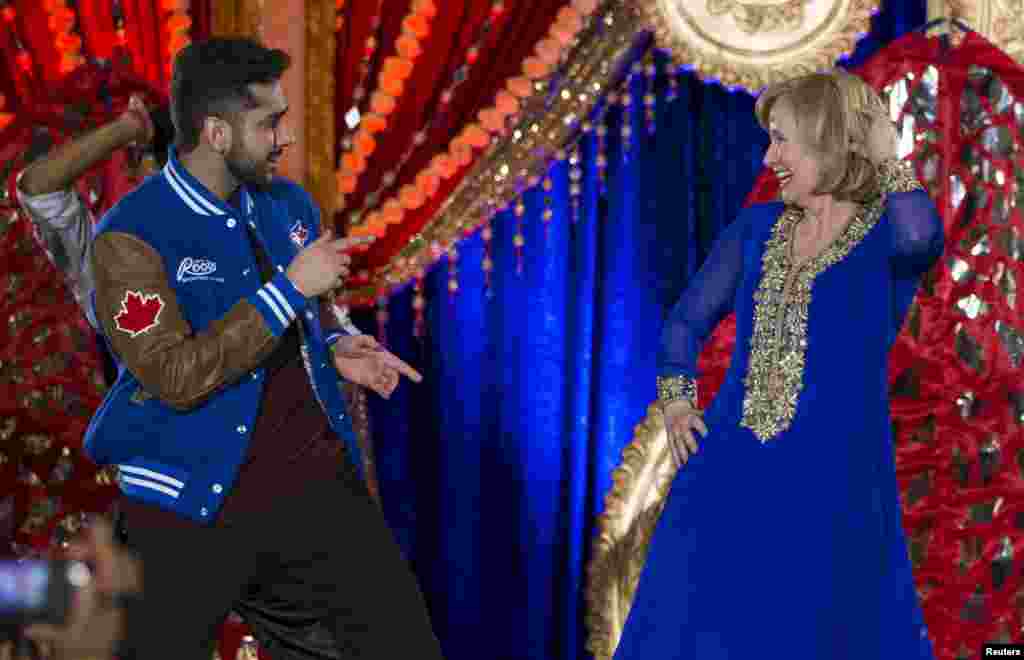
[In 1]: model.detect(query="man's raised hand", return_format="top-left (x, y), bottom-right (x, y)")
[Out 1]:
top-left (286, 229), bottom-right (375, 298)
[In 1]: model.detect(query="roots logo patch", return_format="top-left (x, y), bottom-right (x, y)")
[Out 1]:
top-left (114, 290), bottom-right (165, 337)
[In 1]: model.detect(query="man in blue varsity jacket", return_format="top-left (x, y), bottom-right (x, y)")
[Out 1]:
top-left (86, 38), bottom-right (444, 659)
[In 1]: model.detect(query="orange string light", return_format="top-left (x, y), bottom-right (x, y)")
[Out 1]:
top-left (163, 0), bottom-right (192, 79)
top-left (362, 114), bottom-right (388, 134)
top-left (0, 92), bottom-right (10, 131)
top-left (335, 0), bottom-right (346, 31)
top-left (506, 77), bottom-right (533, 98)
top-left (348, 0), bottom-right (599, 243)
top-left (335, 0), bottom-right (436, 234)
top-left (343, 0), bottom-right (511, 232)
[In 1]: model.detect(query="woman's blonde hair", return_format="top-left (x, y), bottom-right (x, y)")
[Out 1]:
top-left (754, 70), bottom-right (887, 202)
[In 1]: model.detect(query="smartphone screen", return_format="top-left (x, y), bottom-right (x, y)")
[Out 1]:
top-left (0, 561), bottom-right (49, 615)
top-left (0, 560), bottom-right (78, 624)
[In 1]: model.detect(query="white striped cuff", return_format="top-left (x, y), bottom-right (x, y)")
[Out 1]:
top-left (118, 465), bottom-right (184, 499)
top-left (121, 476), bottom-right (181, 499)
top-left (248, 272), bottom-right (308, 336)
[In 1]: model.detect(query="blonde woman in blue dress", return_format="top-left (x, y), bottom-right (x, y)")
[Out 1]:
top-left (615, 70), bottom-right (942, 659)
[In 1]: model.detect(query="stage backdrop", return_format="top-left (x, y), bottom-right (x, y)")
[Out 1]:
top-left (354, 4), bottom-right (934, 660)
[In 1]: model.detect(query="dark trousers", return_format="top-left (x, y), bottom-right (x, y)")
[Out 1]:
top-left (116, 465), bottom-right (444, 659)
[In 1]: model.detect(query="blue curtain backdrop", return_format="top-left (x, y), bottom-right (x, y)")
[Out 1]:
top-left (352, 3), bottom-right (928, 659)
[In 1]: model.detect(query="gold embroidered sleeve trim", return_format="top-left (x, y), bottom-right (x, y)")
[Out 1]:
top-left (876, 158), bottom-right (923, 195)
top-left (656, 374), bottom-right (698, 408)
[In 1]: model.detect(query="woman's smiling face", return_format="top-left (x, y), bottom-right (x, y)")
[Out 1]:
top-left (763, 100), bottom-right (823, 208)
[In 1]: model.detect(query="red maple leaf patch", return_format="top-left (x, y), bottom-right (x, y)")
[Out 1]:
top-left (113, 290), bottom-right (165, 337)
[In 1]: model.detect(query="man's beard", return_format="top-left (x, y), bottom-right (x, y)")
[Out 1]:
top-left (225, 143), bottom-right (276, 188)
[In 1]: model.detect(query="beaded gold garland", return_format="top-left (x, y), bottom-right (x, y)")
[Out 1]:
top-left (340, 0), bottom-right (643, 305)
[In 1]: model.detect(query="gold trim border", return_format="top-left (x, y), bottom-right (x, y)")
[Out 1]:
top-left (339, 0), bottom-right (645, 305)
top-left (306, 0), bottom-right (338, 217)
top-left (342, 382), bottom-right (380, 503)
top-left (638, 0), bottom-right (880, 92)
top-left (584, 402), bottom-right (680, 660)
top-left (211, 0), bottom-right (263, 39)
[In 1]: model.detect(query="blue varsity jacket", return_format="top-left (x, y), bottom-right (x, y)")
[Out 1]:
top-left (84, 147), bottom-right (361, 524)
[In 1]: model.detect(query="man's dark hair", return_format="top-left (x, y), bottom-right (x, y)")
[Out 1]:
top-left (149, 104), bottom-right (175, 167)
top-left (170, 38), bottom-right (290, 153)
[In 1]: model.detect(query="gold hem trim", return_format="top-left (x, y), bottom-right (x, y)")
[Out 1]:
top-left (584, 402), bottom-right (680, 660)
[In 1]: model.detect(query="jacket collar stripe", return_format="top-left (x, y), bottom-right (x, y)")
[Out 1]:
top-left (119, 464), bottom-right (185, 488)
top-left (163, 165), bottom-right (212, 216)
top-left (264, 281), bottom-right (296, 322)
top-left (121, 476), bottom-right (181, 498)
top-left (165, 161), bottom-right (226, 216)
top-left (257, 287), bottom-right (291, 327)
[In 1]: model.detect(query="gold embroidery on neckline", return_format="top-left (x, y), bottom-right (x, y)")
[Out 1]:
top-left (739, 198), bottom-right (885, 442)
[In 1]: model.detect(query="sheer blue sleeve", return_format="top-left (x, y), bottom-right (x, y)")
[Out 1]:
top-left (657, 205), bottom-right (763, 380)
top-left (886, 188), bottom-right (944, 346)
top-left (888, 189), bottom-right (943, 277)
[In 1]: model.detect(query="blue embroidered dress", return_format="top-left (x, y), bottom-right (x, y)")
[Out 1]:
top-left (615, 165), bottom-right (943, 659)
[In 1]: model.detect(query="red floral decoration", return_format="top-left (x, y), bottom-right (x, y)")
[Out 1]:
top-left (43, 0), bottom-right (84, 75)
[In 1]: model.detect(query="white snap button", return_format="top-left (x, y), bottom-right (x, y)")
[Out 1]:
top-left (212, 484), bottom-right (223, 494)
top-left (200, 507), bottom-right (209, 516)
top-left (226, 218), bottom-right (236, 228)
top-left (305, 311), bottom-right (314, 320)
top-left (236, 424), bottom-right (247, 434)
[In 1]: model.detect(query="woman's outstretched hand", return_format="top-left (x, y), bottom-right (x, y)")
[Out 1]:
top-left (662, 399), bottom-right (707, 468)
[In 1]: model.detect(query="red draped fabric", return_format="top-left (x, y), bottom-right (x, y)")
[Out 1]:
top-left (0, 0), bottom-right (189, 550)
top-left (334, 0), bottom-right (570, 275)
top-left (698, 30), bottom-right (1024, 657)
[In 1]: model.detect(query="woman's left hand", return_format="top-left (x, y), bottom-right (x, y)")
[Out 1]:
top-left (866, 113), bottom-right (898, 164)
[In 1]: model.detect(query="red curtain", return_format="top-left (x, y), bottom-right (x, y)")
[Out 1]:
top-left (699, 30), bottom-right (1024, 656)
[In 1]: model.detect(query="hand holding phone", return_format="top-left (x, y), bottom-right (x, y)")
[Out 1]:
top-left (0, 560), bottom-right (85, 627)
top-left (22, 520), bottom-right (140, 660)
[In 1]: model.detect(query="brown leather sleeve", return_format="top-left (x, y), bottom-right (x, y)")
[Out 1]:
top-left (93, 232), bottom-right (279, 411)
